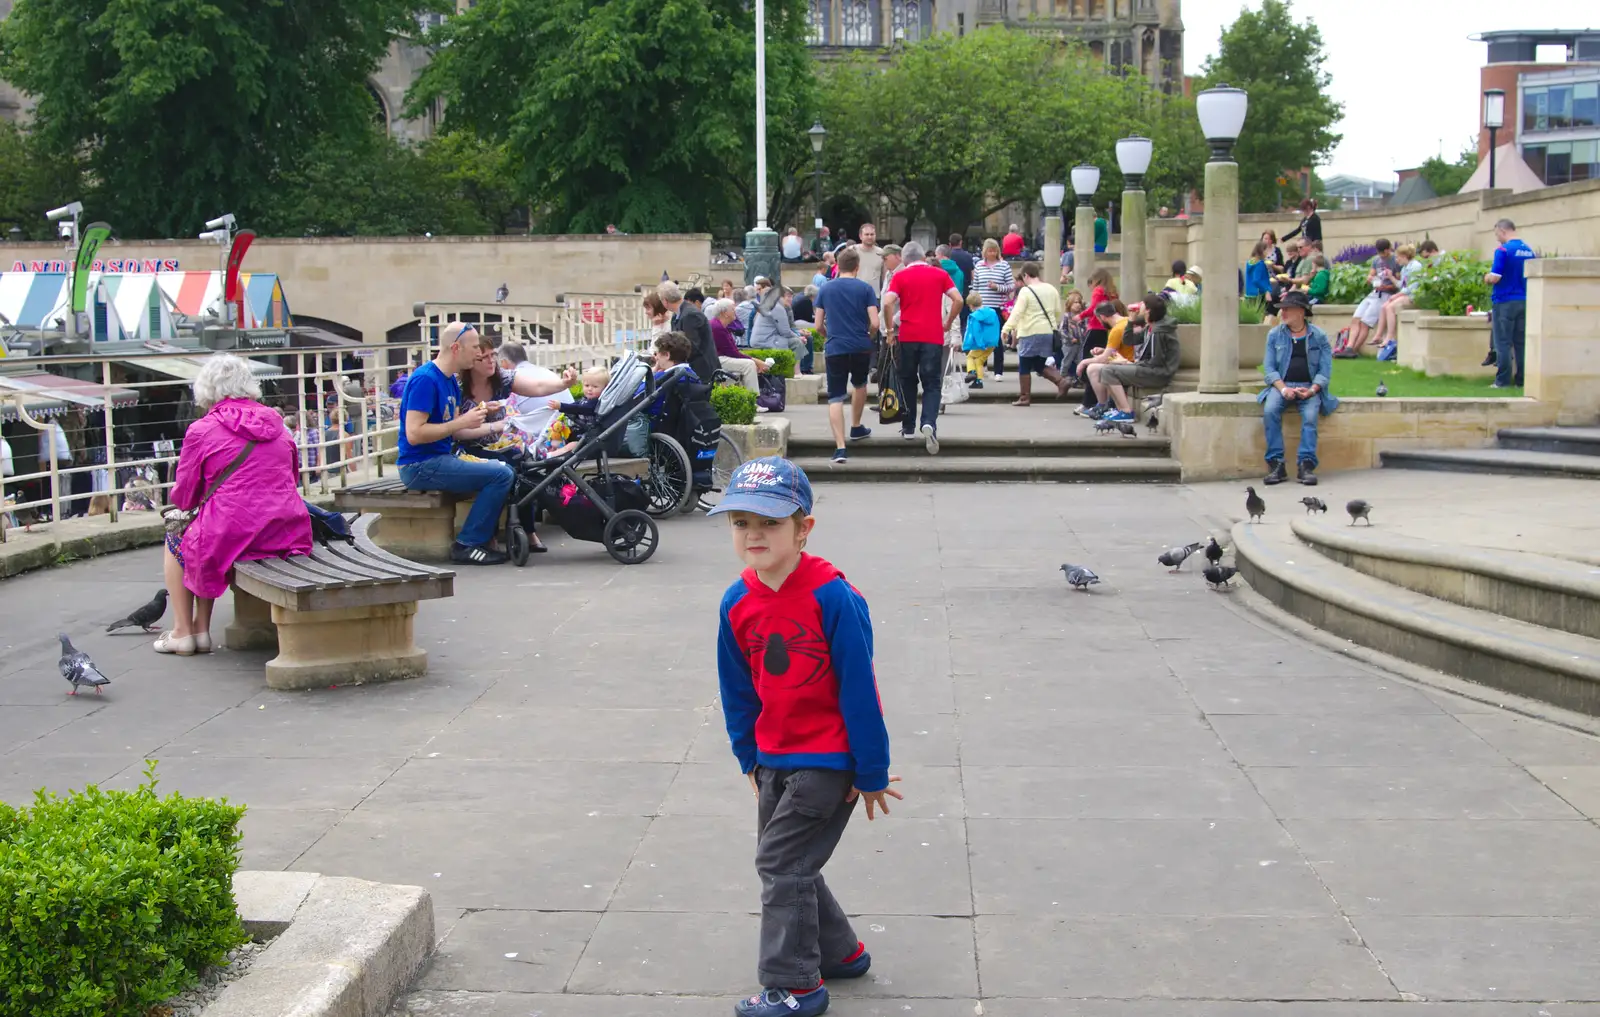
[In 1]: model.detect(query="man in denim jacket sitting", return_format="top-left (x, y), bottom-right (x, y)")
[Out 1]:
top-left (1259, 290), bottom-right (1339, 487)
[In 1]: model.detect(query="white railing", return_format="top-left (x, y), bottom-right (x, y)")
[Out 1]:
top-left (0, 298), bottom-right (652, 540)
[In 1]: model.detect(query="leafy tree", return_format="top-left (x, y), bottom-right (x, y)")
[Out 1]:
top-left (0, 123), bottom-right (83, 239)
top-left (410, 0), bottom-right (817, 235)
top-left (0, 0), bottom-right (441, 238)
top-left (1198, 0), bottom-right (1343, 212)
top-left (1417, 141), bottom-right (1478, 198)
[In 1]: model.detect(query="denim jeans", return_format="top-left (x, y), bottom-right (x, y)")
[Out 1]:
top-left (1492, 300), bottom-right (1526, 387)
top-left (754, 767), bottom-right (858, 990)
top-left (798, 331), bottom-right (814, 375)
top-left (399, 454), bottom-right (513, 548)
top-left (1262, 388), bottom-right (1320, 468)
top-left (897, 341), bottom-right (944, 434)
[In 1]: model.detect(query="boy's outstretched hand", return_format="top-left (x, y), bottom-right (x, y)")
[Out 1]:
top-left (848, 775), bottom-right (905, 820)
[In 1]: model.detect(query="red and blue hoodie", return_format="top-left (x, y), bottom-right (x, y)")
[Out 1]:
top-left (717, 553), bottom-right (890, 792)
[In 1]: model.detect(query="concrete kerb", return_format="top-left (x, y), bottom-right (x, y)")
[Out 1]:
top-left (215, 871), bottom-right (434, 1017)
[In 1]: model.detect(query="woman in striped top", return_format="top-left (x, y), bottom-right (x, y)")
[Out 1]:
top-left (971, 238), bottom-right (1017, 378)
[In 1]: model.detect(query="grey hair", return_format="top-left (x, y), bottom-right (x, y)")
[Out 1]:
top-left (193, 353), bottom-right (261, 410)
top-left (1495, 218), bottom-right (1516, 232)
top-left (499, 342), bottom-right (528, 365)
top-left (706, 298), bottom-right (733, 319)
top-left (936, 244), bottom-right (951, 258)
top-left (657, 280), bottom-right (682, 303)
top-left (742, 286), bottom-right (758, 301)
top-left (804, 284), bottom-right (819, 298)
top-left (901, 241), bottom-right (926, 264)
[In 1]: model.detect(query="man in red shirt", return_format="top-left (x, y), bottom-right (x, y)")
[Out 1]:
top-left (882, 241), bottom-right (960, 454)
top-left (1000, 224), bottom-right (1025, 259)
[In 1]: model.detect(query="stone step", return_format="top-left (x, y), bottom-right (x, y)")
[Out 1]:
top-left (1379, 447), bottom-right (1600, 479)
top-left (788, 434), bottom-right (1173, 459)
top-left (1232, 519), bottom-right (1600, 716)
top-left (1498, 426), bottom-right (1600, 458)
top-left (792, 454), bottom-right (1181, 483)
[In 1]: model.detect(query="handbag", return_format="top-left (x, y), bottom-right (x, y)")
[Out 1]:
top-left (876, 342), bottom-right (904, 425)
top-left (161, 441), bottom-right (256, 540)
top-left (940, 347), bottom-right (969, 407)
top-left (756, 373), bottom-right (787, 412)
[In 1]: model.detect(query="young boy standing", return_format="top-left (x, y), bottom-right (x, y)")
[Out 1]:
top-left (711, 457), bottom-right (901, 1017)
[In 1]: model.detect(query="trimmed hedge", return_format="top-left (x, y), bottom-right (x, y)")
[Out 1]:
top-left (711, 384), bottom-right (757, 425)
top-left (0, 763), bottom-right (247, 1017)
top-left (744, 348), bottom-right (796, 379)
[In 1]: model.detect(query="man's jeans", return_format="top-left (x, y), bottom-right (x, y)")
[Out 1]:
top-left (1492, 299), bottom-right (1526, 387)
top-left (897, 341), bottom-right (944, 434)
top-left (754, 767), bottom-right (858, 990)
top-left (1262, 388), bottom-right (1320, 468)
top-left (399, 454), bottom-right (512, 549)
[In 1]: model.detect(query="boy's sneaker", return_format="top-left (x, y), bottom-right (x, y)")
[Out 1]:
top-left (1103, 409), bottom-right (1134, 423)
top-left (734, 986), bottom-right (829, 1017)
top-left (901, 429), bottom-right (918, 440)
top-left (831, 448), bottom-right (848, 464)
top-left (450, 542), bottom-right (508, 566)
top-left (821, 943), bottom-right (871, 979)
top-left (849, 425), bottom-right (872, 441)
top-left (968, 379), bottom-right (984, 389)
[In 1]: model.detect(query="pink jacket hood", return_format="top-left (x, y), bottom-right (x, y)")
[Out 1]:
top-left (206, 397), bottom-right (291, 443)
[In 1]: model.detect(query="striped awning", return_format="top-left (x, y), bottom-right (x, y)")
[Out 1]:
top-left (0, 371), bottom-right (140, 422)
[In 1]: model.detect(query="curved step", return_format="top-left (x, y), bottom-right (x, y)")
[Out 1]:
top-left (788, 435), bottom-right (1172, 459)
top-left (792, 455), bottom-right (1180, 483)
top-left (1291, 518), bottom-right (1600, 641)
top-left (1380, 447), bottom-right (1600, 479)
top-left (1232, 520), bottom-right (1600, 716)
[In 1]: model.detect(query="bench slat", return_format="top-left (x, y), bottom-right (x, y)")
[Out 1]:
top-left (240, 557), bottom-right (333, 590)
top-left (315, 540), bottom-right (426, 582)
top-left (352, 516), bottom-right (458, 580)
top-left (287, 551), bottom-right (394, 587)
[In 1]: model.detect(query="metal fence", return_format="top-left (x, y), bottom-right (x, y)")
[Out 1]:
top-left (0, 296), bottom-right (652, 540)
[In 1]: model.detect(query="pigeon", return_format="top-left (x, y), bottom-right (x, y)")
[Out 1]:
top-left (1204, 537), bottom-right (1223, 566)
top-left (495, 282), bottom-right (510, 304)
top-left (106, 589), bottom-right (169, 633)
top-left (1347, 499), bottom-right (1374, 526)
top-left (1375, 380), bottom-right (1388, 397)
top-left (1115, 421), bottom-right (1138, 438)
top-left (1158, 541), bottom-right (1203, 572)
top-left (1300, 497), bottom-right (1327, 515)
top-left (1143, 393), bottom-right (1163, 409)
top-left (1060, 564), bottom-right (1101, 591)
top-left (58, 634), bottom-right (110, 696)
top-left (1245, 486), bottom-right (1266, 523)
top-left (1094, 419), bottom-right (1117, 436)
top-left (1146, 410), bottom-right (1159, 432)
top-left (1204, 565), bottom-right (1239, 589)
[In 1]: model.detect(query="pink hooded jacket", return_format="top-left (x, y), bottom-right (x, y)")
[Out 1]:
top-left (172, 398), bottom-right (312, 598)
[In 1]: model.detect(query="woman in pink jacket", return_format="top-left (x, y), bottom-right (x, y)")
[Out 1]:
top-left (155, 355), bottom-right (311, 655)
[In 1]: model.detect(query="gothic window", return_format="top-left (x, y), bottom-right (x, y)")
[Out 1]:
top-left (842, 0), bottom-right (875, 46)
top-left (892, 0), bottom-right (926, 42)
top-left (806, 0), bottom-right (828, 45)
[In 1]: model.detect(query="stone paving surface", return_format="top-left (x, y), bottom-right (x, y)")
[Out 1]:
top-left (5, 479), bottom-right (1600, 1016)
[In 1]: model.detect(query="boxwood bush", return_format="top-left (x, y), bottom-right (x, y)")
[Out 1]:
top-left (743, 348), bottom-right (796, 378)
top-left (711, 384), bottom-right (757, 425)
top-left (0, 763), bottom-right (247, 1017)
top-left (1412, 250), bottom-right (1492, 316)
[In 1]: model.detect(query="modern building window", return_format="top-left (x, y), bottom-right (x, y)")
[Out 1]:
top-left (841, 0), bottom-right (876, 46)
top-left (1523, 140), bottom-right (1600, 185)
top-left (1523, 82), bottom-right (1600, 132)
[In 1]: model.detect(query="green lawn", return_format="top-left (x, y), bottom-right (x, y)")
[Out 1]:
top-left (1322, 356), bottom-right (1523, 399)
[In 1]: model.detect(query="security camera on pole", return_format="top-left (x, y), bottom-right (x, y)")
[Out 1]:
top-left (46, 202), bottom-right (86, 340)
top-left (1115, 136), bottom-right (1153, 306)
top-left (741, 0), bottom-right (781, 288)
top-left (1196, 85), bottom-right (1248, 395)
top-left (1071, 165), bottom-right (1099, 293)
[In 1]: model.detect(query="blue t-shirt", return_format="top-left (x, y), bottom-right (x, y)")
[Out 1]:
top-left (397, 361), bottom-right (460, 466)
top-left (1490, 239), bottom-right (1536, 304)
top-left (815, 276), bottom-right (879, 355)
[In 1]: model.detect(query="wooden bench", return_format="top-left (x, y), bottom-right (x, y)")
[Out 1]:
top-left (335, 459), bottom-right (649, 560)
top-left (226, 514), bottom-right (455, 691)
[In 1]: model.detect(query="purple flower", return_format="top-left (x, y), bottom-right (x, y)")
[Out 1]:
top-left (1333, 243), bottom-right (1378, 264)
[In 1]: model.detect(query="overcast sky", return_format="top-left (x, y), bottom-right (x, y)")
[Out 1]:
top-left (1181, 0), bottom-right (1598, 183)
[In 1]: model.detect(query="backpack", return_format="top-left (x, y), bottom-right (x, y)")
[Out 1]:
top-left (1376, 339), bottom-right (1398, 362)
top-left (305, 501), bottom-right (355, 545)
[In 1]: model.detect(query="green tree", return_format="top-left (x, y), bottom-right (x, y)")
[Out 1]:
top-left (0, 0), bottom-right (441, 238)
top-left (0, 123), bottom-right (83, 239)
top-left (1198, 0), bottom-right (1343, 213)
top-left (410, 0), bottom-right (817, 235)
top-left (1417, 141), bottom-right (1478, 197)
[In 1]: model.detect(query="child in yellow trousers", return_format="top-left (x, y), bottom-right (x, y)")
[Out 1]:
top-left (962, 290), bottom-right (1000, 389)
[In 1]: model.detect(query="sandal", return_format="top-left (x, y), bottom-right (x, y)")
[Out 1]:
top-left (1012, 398), bottom-right (1031, 407)
top-left (153, 631), bottom-right (196, 656)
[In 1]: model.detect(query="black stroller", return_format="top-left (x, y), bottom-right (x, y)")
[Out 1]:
top-left (501, 353), bottom-right (695, 566)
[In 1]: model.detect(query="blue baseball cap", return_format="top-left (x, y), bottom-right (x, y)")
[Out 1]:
top-left (707, 456), bottom-right (813, 519)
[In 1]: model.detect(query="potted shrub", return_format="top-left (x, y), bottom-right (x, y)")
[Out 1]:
top-left (710, 384), bottom-right (788, 459)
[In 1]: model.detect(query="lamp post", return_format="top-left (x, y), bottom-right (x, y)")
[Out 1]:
top-left (809, 120), bottom-right (827, 253)
top-left (1071, 164), bottom-right (1099, 294)
top-left (1483, 88), bottom-right (1505, 190)
top-left (742, 0), bottom-right (781, 287)
top-left (1040, 181), bottom-right (1066, 299)
top-left (1196, 85), bottom-right (1248, 395)
top-left (1116, 135), bottom-right (1153, 304)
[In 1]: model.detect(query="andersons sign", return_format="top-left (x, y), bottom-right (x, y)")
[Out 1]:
top-left (9, 258), bottom-right (182, 273)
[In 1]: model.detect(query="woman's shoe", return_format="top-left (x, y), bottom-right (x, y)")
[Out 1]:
top-left (194, 632), bottom-right (214, 654)
top-left (153, 631), bottom-right (196, 656)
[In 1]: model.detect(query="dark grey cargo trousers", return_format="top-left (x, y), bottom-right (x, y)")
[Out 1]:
top-left (754, 766), bottom-right (859, 989)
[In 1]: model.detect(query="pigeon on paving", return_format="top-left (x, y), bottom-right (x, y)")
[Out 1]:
top-left (1205, 537), bottom-right (1224, 566)
top-left (58, 634), bottom-right (110, 696)
top-left (1204, 565), bottom-right (1239, 589)
top-left (1060, 564), bottom-right (1101, 591)
top-left (1301, 497), bottom-right (1327, 515)
top-left (1146, 410), bottom-right (1159, 432)
top-left (106, 588), bottom-right (169, 633)
top-left (1094, 418), bottom-right (1117, 436)
top-left (1347, 499), bottom-right (1374, 526)
top-left (1158, 541), bottom-right (1204, 572)
top-left (1115, 421), bottom-right (1138, 438)
top-left (1245, 486), bottom-right (1266, 523)
top-left (1375, 380), bottom-right (1388, 397)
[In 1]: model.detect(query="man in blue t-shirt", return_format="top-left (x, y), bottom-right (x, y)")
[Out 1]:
top-left (1483, 218), bottom-right (1536, 389)
top-left (398, 321), bottom-right (575, 565)
top-left (813, 246), bottom-right (881, 463)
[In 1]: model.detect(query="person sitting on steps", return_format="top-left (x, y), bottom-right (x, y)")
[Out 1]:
top-left (1260, 290), bottom-right (1339, 487)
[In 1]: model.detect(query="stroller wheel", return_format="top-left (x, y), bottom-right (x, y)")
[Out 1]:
top-left (603, 509), bottom-right (659, 565)
top-left (509, 526), bottom-right (531, 567)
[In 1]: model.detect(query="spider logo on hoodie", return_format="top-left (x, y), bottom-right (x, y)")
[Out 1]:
top-left (746, 618), bottom-right (832, 690)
